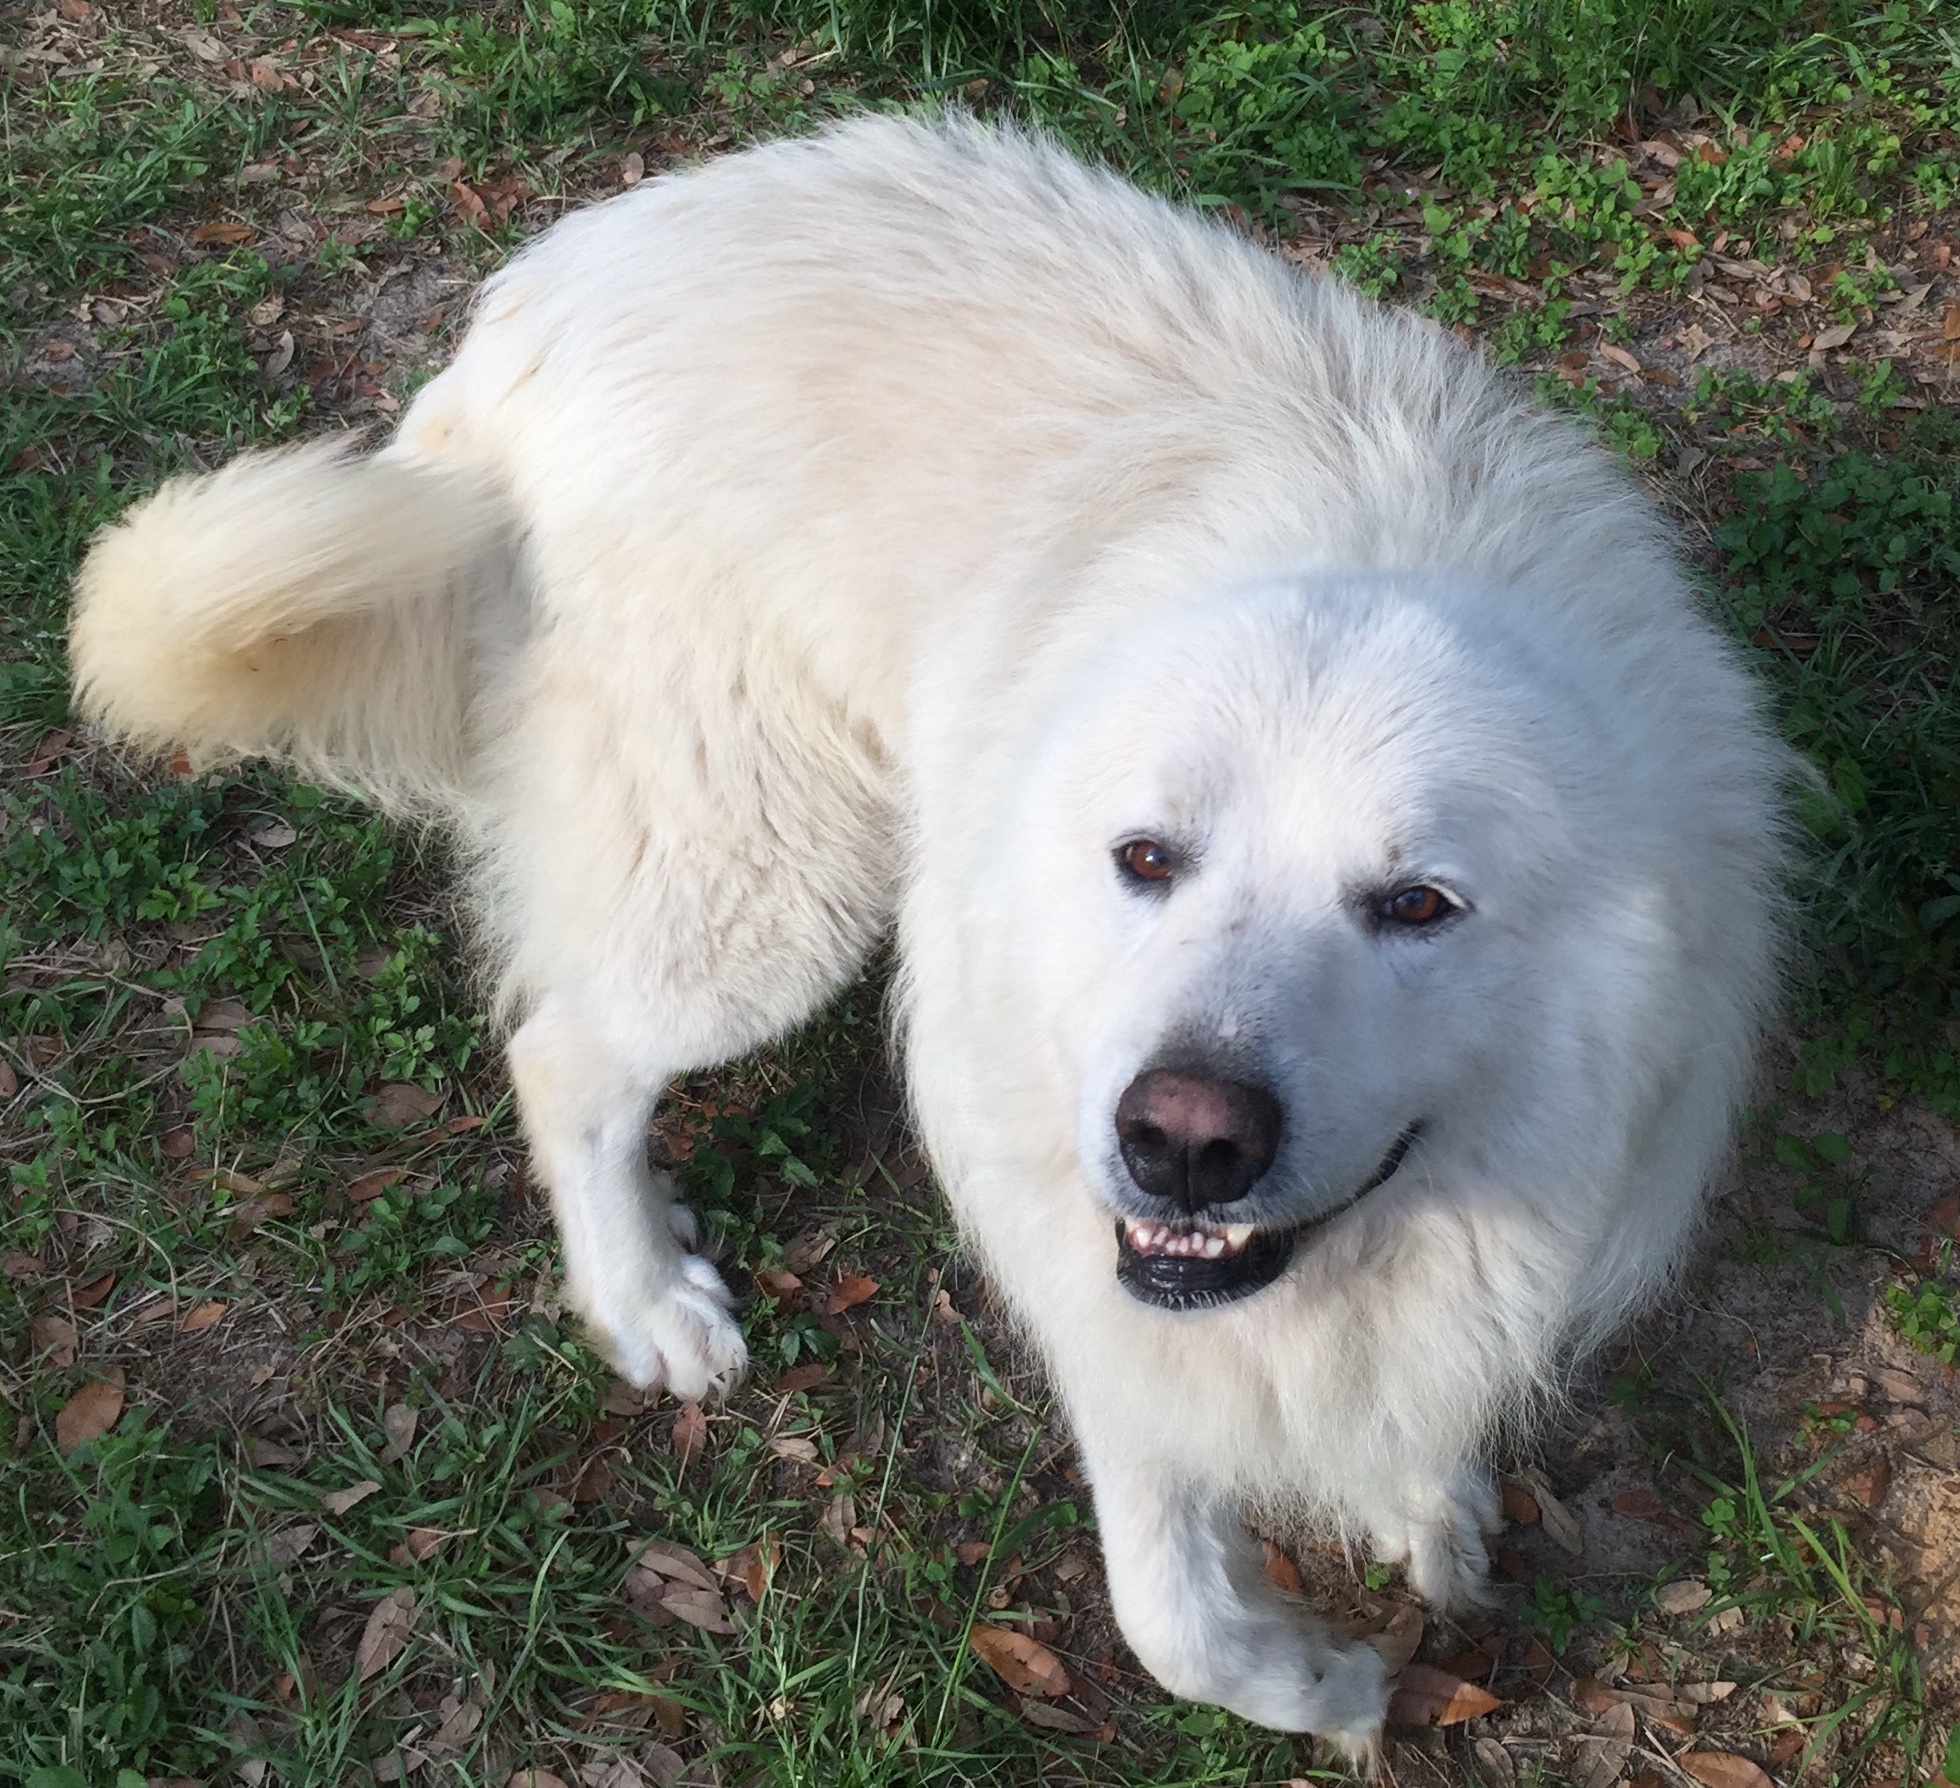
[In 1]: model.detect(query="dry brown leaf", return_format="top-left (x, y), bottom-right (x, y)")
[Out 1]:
top-left (671, 1400), bottom-right (708, 1464)
top-left (1656, 1578), bottom-right (1712, 1615)
top-left (267, 1522), bottom-right (319, 1565)
top-left (191, 221), bottom-right (254, 245)
top-left (968, 1623), bottom-right (1070, 1697)
top-left (825, 1273), bottom-right (879, 1315)
top-left (70, 1271), bottom-right (116, 1309)
top-left (753, 1268), bottom-right (802, 1299)
top-left (1679, 1682), bottom-right (1737, 1704)
top-left (381, 1403), bottom-right (419, 1462)
top-left (370, 1082), bottom-right (442, 1127)
top-left (1439, 1646), bottom-right (1497, 1682)
top-left (660, 1585), bottom-right (735, 1633)
top-left (347, 1167), bottom-right (407, 1204)
top-left (718, 1533), bottom-right (781, 1602)
top-left (1368, 1604), bottom-right (1425, 1671)
top-left (776, 1361), bottom-right (830, 1394)
top-left (507, 1775), bottom-right (572, 1788)
top-left (1020, 1699), bottom-right (1098, 1733)
top-left (160, 1125), bottom-right (197, 1159)
top-left (55, 1367), bottom-right (125, 1455)
top-left (181, 1299), bottom-right (227, 1333)
top-left (567, 1452), bottom-right (615, 1504)
top-left (1811, 322), bottom-right (1858, 352)
top-left (426, 1691), bottom-right (484, 1756)
top-left (1678, 1754), bottom-right (1776, 1788)
top-left (1260, 1538), bottom-right (1305, 1595)
top-left (2, 1251), bottom-right (40, 1278)
top-left (768, 1435), bottom-right (820, 1464)
top-left (32, 1312), bottom-right (78, 1366)
top-left (401, 1526), bottom-right (449, 1562)
top-left (635, 1540), bottom-right (719, 1591)
top-left (0, 1061), bottom-right (18, 1099)
top-left (1387, 1664), bottom-right (1503, 1728)
top-left (354, 1585), bottom-right (415, 1681)
top-left (320, 1478), bottom-right (382, 1515)
top-left (1500, 1479), bottom-right (1541, 1525)
top-left (1847, 1450), bottom-right (1891, 1507)
top-left (1472, 1736), bottom-right (1517, 1788)
top-left (1574, 1701), bottom-right (1636, 1788)
top-left (1520, 1467), bottom-right (1583, 1555)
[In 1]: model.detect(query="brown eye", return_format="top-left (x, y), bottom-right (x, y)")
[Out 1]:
top-left (1118, 839), bottom-right (1177, 885)
top-left (1383, 884), bottom-right (1451, 926)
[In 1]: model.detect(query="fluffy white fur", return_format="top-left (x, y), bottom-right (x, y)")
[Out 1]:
top-left (71, 115), bottom-right (1791, 1755)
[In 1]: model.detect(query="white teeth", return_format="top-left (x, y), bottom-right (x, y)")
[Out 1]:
top-left (1124, 1219), bottom-right (1258, 1259)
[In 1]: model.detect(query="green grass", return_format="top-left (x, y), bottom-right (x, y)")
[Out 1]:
top-left (3, 0), bottom-right (1958, 1780)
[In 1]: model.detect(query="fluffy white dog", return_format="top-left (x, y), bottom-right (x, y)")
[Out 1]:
top-left (72, 115), bottom-right (1790, 1753)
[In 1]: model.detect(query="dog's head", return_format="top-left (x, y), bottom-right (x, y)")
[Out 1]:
top-left (980, 572), bottom-right (1780, 1314)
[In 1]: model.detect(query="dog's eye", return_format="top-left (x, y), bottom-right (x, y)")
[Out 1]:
top-left (1117, 839), bottom-right (1178, 886)
top-left (1381, 884), bottom-right (1452, 927)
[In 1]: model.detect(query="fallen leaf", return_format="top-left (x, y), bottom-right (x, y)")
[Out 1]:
top-left (347, 1168), bottom-right (411, 1208)
top-left (753, 1268), bottom-right (802, 1299)
top-left (3, 1252), bottom-right (40, 1278)
top-left (1678, 1754), bottom-right (1776, 1788)
top-left (1656, 1578), bottom-right (1712, 1615)
top-left (426, 1690), bottom-right (484, 1755)
top-left (1679, 1682), bottom-right (1737, 1704)
top-left (381, 1403), bottom-right (418, 1463)
top-left (1610, 1487), bottom-right (1682, 1527)
top-left (192, 221), bottom-right (255, 245)
top-left (267, 1521), bottom-right (319, 1564)
top-left (402, 1526), bottom-right (449, 1561)
top-left (955, 1540), bottom-right (992, 1566)
top-left (370, 1083), bottom-right (442, 1127)
top-left (718, 1532), bottom-right (781, 1601)
top-left (568, 1451), bottom-right (615, 1503)
top-left (1574, 1700), bottom-right (1636, 1788)
top-left (1472, 1736), bottom-right (1517, 1788)
top-left (1810, 322), bottom-right (1857, 352)
top-left (1440, 1646), bottom-right (1497, 1681)
top-left (161, 1125), bottom-right (197, 1159)
top-left (821, 1490), bottom-right (857, 1545)
top-left (1368, 1605), bottom-right (1426, 1671)
top-left (249, 819), bottom-right (297, 849)
top-left (1020, 1699), bottom-right (1098, 1733)
top-left (181, 1299), bottom-right (227, 1333)
top-left (634, 1540), bottom-right (720, 1591)
top-left (1520, 1468), bottom-right (1583, 1555)
top-left (620, 151), bottom-right (645, 186)
top-left (1500, 1480), bottom-right (1540, 1525)
top-left (768, 1435), bottom-right (820, 1463)
top-left (968, 1623), bottom-right (1070, 1697)
top-left (1680, 323), bottom-right (1716, 361)
top-left (1848, 1450), bottom-right (1892, 1507)
top-left (660, 1585), bottom-right (735, 1632)
top-left (243, 1433), bottom-right (299, 1467)
top-left (671, 1399), bottom-right (708, 1464)
top-left (70, 1271), bottom-right (115, 1309)
top-left (32, 1312), bottom-right (78, 1366)
top-left (56, 1368), bottom-right (125, 1455)
top-left (507, 1775), bottom-right (572, 1788)
top-left (354, 1585), bottom-right (415, 1681)
top-left (0, 1061), bottom-right (17, 1098)
top-left (320, 1478), bottom-right (382, 1515)
top-left (1598, 342), bottom-right (1643, 375)
top-left (1389, 1663), bottom-right (1502, 1727)
top-left (777, 1361), bottom-right (830, 1394)
top-left (825, 1273), bottom-right (879, 1314)
top-left (1261, 1537), bottom-right (1305, 1595)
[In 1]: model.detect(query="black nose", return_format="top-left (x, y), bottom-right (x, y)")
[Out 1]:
top-left (1114, 1068), bottom-right (1283, 1210)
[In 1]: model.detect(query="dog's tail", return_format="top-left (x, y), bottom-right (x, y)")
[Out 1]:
top-left (70, 437), bottom-right (508, 817)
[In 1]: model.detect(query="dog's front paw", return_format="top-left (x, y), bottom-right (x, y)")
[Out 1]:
top-left (585, 1252), bottom-right (748, 1401)
top-left (1221, 1635), bottom-right (1388, 1765)
top-left (1370, 1472), bottom-right (1498, 1611)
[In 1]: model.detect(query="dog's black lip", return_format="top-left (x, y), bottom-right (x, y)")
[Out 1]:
top-left (1113, 1123), bottom-right (1420, 1312)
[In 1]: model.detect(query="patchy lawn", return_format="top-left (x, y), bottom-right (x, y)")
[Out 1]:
top-left (2, 2), bottom-right (1958, 1785)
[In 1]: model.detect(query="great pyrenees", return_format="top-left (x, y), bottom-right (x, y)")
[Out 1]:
top-left (72, 115), bottom-right (1790, 1753)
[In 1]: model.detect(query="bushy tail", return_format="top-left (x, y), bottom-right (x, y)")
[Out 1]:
top-left (70, 437), bottom-right (508, 817)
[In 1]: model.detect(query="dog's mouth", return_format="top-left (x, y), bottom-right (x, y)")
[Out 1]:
top-left (1113, 1125), bottom-right (1418, 1312)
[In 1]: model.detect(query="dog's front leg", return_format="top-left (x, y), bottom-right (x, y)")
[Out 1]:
top-left (1365, 1466), bottom-right (1503, 1612)
top-left (508, 995), bottom-right (747, 1399)
top-left (1087, 1453), bottom-right (1388, 1762)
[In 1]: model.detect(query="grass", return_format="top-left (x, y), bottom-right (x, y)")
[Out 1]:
top-left (3, 0), bottom-right (1959, 1782)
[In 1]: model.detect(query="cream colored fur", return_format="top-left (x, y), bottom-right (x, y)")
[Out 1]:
top-left (69, 115), bottom-right (1793, 1759)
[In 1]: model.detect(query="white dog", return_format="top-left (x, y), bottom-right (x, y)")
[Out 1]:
top-left (72, 115), bottom-right (1790, 1753)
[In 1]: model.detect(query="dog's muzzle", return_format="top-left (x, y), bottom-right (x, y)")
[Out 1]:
top-left (1113, 1125), bottom-right (1418, 1311)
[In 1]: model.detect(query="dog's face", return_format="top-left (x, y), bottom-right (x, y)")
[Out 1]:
top-left (1002, 576), bottom-right (1629, 1313)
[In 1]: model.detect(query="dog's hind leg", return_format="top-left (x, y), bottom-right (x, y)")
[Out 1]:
top-left (1085, 1451), bottom-right (1389, 1760)
top-left (507, 994), bottom-right (748, 1399)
